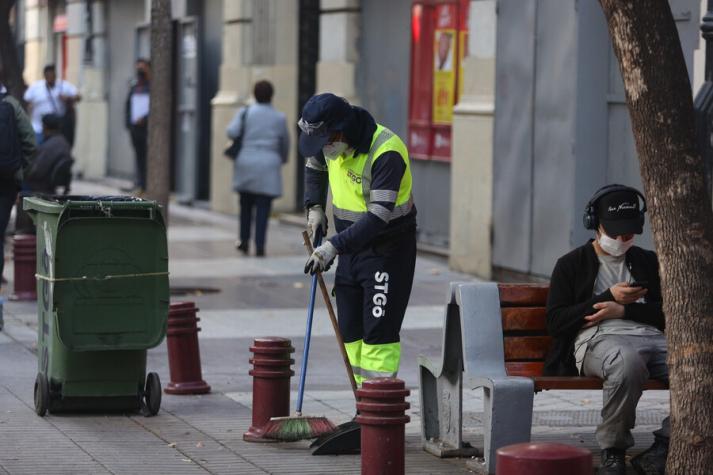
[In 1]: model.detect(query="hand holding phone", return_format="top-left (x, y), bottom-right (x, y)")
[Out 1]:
top-left (628, 280), bottom-right (649, 289)
top-left (611, 282), bottom-right (648, 304)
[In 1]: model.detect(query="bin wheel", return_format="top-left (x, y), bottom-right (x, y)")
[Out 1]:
top-left (34, 373), bottom-right (50, 417)
top-left (144, 372), bottom-right (161, 416)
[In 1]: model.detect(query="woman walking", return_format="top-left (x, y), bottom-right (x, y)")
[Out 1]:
top-left (227, 80), bottom-right (289, 256)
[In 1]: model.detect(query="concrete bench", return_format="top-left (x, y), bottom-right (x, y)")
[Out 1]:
top-left (418, 282), bottom-right (667, 474)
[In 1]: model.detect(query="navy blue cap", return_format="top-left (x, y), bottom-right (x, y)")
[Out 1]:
top-left (298, 93), bottom-right (354, 156)
top-left (597, 190), bottom-right (643, 236)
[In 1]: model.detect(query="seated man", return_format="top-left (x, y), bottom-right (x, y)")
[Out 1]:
top-left (24, 113), bottom-right (73, 194)
top-left (545, 184), bottom-right (668, 475)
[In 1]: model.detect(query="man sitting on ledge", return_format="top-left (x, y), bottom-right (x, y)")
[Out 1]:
top-left (545, 184), bottom-right (668, 475)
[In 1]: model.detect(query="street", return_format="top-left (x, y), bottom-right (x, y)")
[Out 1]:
top-left (0, 181), bottom-right (669, 474)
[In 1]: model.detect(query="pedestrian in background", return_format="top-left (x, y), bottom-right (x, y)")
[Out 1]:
top-left (226, 80), bottom-right (289, 257)
top-left (23, 64), bottom-right (80, 146)
top-left (24, 113), bottom-right (73, 195)
top-left (125, 58), bottom-right (151, 194)
top-left (0, 83), bottom-right (36, 292)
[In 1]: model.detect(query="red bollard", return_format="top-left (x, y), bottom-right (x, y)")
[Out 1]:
top-left (356, 378), bottom-right (410, 475)
top-left (244, 337), bottom-right (295, 442)
top-left (10, 234), bottom-right (37, 301)
top-left (164, 302), bottom-right (211, 395)
top-left (496, 443), bottom-right (592, 475)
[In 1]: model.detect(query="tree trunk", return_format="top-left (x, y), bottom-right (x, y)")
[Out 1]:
top-left (146, 0), bottom-right (172, 218)
top-left (0, 0), bottom-right (23, 100)
top-left (598, 1), bottom-right (713, 473)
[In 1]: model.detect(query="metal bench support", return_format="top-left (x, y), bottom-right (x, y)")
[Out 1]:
top-left (418, 282), bottom-right (534, 474)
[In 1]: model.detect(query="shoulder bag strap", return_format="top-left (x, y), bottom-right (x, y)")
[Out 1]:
top-left (239, 105), bottom-right (249, 138)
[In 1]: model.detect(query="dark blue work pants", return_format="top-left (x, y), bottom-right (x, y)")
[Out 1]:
top-left (239, 192), bottom-right (273, 253)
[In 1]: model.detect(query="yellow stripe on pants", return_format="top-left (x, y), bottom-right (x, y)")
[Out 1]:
top-left (360, 342), bottom-right (400, 380)
top-left (344, 339), bottom-right (365, 385)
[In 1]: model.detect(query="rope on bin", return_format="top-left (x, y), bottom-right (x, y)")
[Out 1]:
top-left (35, 271), bottom-right (169, 282)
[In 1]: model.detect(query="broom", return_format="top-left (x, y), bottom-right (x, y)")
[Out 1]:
top-left (301, 230), bottom-right (359, 398)
top-left (302, 230), bottom-right (362, 454)
top-left (261, 229), bottom-right (336, 441)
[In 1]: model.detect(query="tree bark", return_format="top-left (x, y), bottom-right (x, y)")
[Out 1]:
top-left (598, 1), bottom-right (713, 473)
top-left (0, 0), bottom-right (23, 100)
top-left (146, 0), bottom-right (172, 218)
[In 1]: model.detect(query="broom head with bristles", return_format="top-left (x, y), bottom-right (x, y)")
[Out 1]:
top-left (261, 415), bottom-right (337, 441)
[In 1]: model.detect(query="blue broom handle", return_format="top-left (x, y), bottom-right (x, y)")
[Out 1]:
top-left (296, 229), bottom-right (322, 414)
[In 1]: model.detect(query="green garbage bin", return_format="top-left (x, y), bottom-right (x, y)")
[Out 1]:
top-left (24, 195), bottom-right (169, 417)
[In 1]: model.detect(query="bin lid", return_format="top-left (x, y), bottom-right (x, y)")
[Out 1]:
top-left (24, 195), bottom-right (159, 216)
top-left (34, 196), bottom-right (168, 351)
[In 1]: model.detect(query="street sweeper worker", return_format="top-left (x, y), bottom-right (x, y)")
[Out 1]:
top-left (299, 93), bottom-right (417, 386)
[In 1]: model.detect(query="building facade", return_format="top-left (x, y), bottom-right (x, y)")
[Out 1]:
top-left (21, 0), bottom-right (223, 203)
top-left (18, 0), bottom-right (710, 279)
top-left (498, 0), bottom-right (700, 278)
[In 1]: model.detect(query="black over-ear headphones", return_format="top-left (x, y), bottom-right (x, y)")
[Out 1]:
top-left (583, 184), bottom-right (647, 230)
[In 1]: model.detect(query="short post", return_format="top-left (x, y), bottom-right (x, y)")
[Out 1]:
top-left (356, 378), bottom-right (410, 475)
top-left (164, 302), bottom-right (211, 394)
top-left (243, 337), bottom-right (295, 442)
top-left (10, 234), bottom-right (37, 301)
top-left (496, 443), bottom-right (592, 475)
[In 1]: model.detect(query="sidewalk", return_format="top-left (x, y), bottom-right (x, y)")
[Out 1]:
top-left (0, 181), bottom-right (669, 474)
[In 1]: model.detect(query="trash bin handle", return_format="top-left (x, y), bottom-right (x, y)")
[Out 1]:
top-left (63, 205), bottom-right (158, 220)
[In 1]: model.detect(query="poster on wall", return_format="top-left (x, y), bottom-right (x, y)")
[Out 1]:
top-left (432, 4), bottom-right (457, 125)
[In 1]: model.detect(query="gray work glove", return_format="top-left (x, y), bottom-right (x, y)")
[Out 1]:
top-left (304, 241), bottom-right (338, 275)
top-left (307, 205), bottom-right (328, 241)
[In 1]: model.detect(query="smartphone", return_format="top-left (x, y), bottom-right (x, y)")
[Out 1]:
top-left (629, 280), bottom-right (649, 289)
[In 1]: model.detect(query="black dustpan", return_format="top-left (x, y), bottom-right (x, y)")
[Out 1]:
top-left (311, 420), bottom-right (360, 455)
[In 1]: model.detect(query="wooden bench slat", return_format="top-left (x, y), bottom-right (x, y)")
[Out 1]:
top-left (506, 362), bottom-right (545, 377)
top-left (498, 284), bottom-right (549, 307)
top-left (501, 307), bottom-right (547, 331)
top-left (504, 336), bottom-right (551, 360)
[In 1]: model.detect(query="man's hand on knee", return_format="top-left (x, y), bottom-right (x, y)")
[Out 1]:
top-left (584, 301), bottom-right (625, 328)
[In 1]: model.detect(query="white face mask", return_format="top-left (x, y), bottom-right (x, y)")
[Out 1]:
top-left (323, 141), bottom-right (349, 159)
top-left (598, 232), bottom-right (634, 257)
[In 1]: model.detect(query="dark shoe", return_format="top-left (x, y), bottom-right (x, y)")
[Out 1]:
top-left (630, 438), bottom-right (668, 475)
top-left (598, 448), bottom-right (626, 475)
top-left (256, 248), bottom-right (265, 257)
top-left (235, 241), bottom-right (249, 255)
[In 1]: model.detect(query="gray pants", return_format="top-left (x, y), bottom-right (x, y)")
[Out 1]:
top-left (581, 334), bottom-right (670, 450)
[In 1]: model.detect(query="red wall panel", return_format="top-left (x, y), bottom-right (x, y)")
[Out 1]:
top-left (408, 0), bottom-right (469, 162)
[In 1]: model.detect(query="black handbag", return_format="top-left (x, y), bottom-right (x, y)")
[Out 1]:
top-left (224, 106), bottom-right (249, 160)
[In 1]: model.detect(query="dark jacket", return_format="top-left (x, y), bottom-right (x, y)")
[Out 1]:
top-left (544, 240), bottom-right (664, 376)
top-left (0, 93), bottom-right (37, 189)
top-left (303, 107), bottom-right (417, 254)
top-left (24, 134), bottom-right (72, 193)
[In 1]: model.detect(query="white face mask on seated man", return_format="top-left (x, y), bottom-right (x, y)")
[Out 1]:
top-left (590, 186), bottom-right (644, 257)
top-left (598, 232), bottom-right (634, 257)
